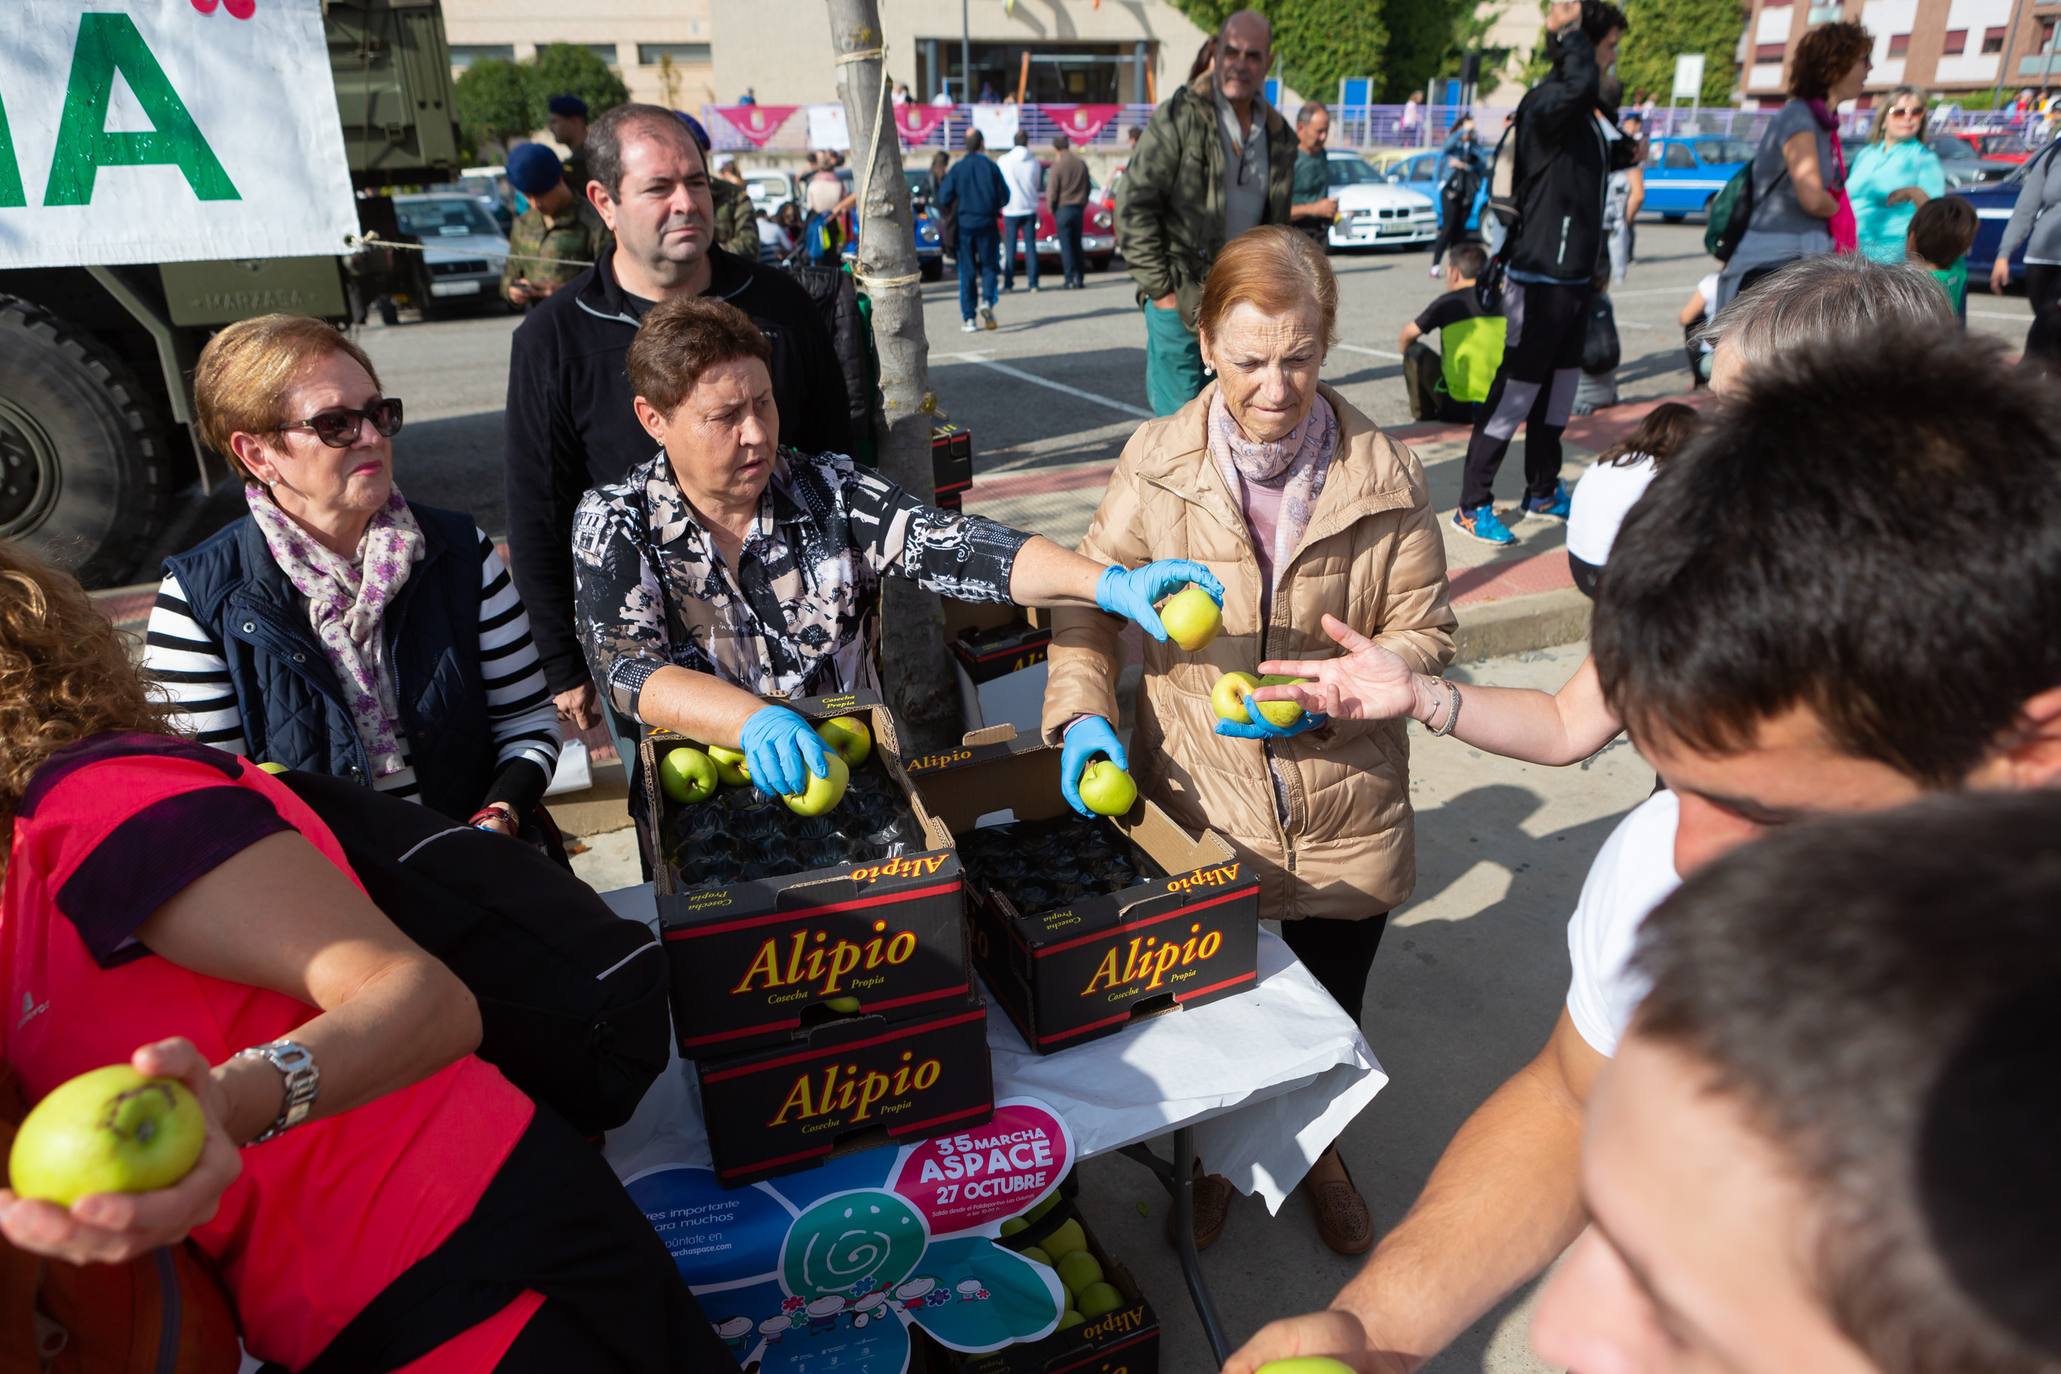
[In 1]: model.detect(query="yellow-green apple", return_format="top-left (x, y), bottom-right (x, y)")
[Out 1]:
top-left (1255, 1361), bottom-right (1360, 1374)
top-left (257, 761), bottom-right (289, 775)
top-left (658, 746), bottom-right (719, 803)
top-left (782, 753), bottom-right (850, 816)
top-left (823, 996), bottom-right (861, 1014)
top-left (1254, 675), bottom-right (1308, 729)
top-left (1057, 1310), bottom-right (1084, 1330)
top-left (1210, 671), bottom-right (1261, 724)
top-left (1159, 585), bottom-right (1222, 651)
top-left (8, 1064), bottom-right (206, 1207)
top-left (1076, 1281), bottom-right (1125, 1318)
top-left (706, 744), bottom-right (750, 787)
top-left (1042, 1217), bottom-right (1087, 1260)
top-left (1020, 1244), bottom-right (1053, 1266)
top-left (815, 716), bottom-right (873, 767)
top-left (999, 1217), bottom-right (1028, 1236)
top-left (1055, 1251), bottom-right (1102, 1296)
top-left (1076, 760), bottom-right (1138, 817)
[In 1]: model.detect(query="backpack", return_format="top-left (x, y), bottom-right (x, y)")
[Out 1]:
top-left (279, 771), bottom-right (671, 1136)
top-left (0, 1069), bottom-right (241, 1374)
top-left (801, 210), bottom-right (845, 266)
top-left (1704, 163), bottom-right (1758, 262)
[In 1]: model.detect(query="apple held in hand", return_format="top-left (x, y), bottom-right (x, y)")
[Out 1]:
top-left (782, 753), bottom-right (850, 817)
top-left (815, 716), bottom-right (873, 767)
top-left (1159, 585), bottom-right (1222, 652)
top-left (1210, 671), bottom-right (1262, 724)
top-left (1255, 1361), bottom-right (1360, 1374)
top-left (1255, 675), bottom-right (1308, 729)
top-left (658, 746), bottom-right (719, 804)
top-left (1077, 760), bottom-right (1138, 817)
top-left (706, 744), bottom-right (750, 787)
top-left (9, 1064), bottom-right (206, 1207)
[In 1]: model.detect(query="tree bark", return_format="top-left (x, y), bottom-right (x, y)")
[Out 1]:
top-left (827, 0), bottom-right (962, 752)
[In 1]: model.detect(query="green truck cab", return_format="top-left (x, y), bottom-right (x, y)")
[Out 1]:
top-left (0, 0), bottom-right (459, 587)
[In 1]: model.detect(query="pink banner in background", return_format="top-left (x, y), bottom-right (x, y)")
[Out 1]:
top-left (713, 104), bottom-right (799, 147)
top-left (893, 103), bottom-right (954, 144)
top-left (1040, 104), bottom-right (1122, 143)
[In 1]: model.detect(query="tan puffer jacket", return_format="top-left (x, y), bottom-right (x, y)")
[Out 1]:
top-left (1041, 384), bottom-right (1456, 921)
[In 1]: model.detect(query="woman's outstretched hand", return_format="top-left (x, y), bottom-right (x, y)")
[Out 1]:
top-left (1255, 614), bottom-right (1439, 723)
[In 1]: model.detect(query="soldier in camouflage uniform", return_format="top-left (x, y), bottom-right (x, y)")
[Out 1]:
top-left (502, 143), bottom-right (608, 309)
top-left (711, 176), bottom-right (763, 261)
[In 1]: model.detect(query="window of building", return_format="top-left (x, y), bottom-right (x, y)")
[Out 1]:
top-left (1983, 25), bottom-right (2009, 52)
top-left (1888, 32), bottom-right (1911, 55)
top-left (1755, 41), bottom-right (1789, 61)
top-left (638, 43), bottom-right (713, 66)
top-left (550, 43), bottom-right (619, 66)
top-left (1941, 28), bottom-right (1967, 54)
top-left (449, 44), bottom-right (515, 69)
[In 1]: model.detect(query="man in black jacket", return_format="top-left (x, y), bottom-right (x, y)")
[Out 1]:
top-left (504, 103), bottom-right (851, 734)
top-left (1454, 0), bottom-right (1633, 547)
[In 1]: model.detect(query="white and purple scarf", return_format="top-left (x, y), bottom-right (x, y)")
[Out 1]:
top-left (245, 484), bottom-right (424, 779)
top-left (1207, 390), bottom-right (1338, 591)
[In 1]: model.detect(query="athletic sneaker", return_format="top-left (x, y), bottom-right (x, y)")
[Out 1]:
top-left (961, 319), bottom-right (978, 333)
top-left (1453, 504), bottom-right (1517, 545)
top-left (1428, 263), bottom-right (1444, 279)
top-left (980, 306), bottom-right (997, 331)
top-left (1521, 482), bottom-right (1571, 522)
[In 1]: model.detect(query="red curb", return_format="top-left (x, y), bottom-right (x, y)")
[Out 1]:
top-left (1450, 546), bottom-right (1574, 606)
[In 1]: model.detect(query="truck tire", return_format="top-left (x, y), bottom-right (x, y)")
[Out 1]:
top-left (0, 296), bottom-right (171, 588)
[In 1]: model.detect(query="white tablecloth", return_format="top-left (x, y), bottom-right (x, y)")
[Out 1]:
top-left (599, 885), bottom-right (1387, 1214)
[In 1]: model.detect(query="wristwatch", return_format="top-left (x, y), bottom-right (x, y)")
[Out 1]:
top-left (233, 1040), bottom-right (320, 1144)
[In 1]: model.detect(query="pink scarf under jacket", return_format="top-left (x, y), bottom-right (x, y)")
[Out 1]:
top-left (1207, 390), bottom-right (1338, 599)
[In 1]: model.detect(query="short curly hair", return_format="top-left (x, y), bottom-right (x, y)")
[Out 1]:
top-left (1790, 22), bottom-right (1873, 100)
top-left (626, 295), bottom-right (773, 415)
top-left (0, 541), bottom-right (167, 863)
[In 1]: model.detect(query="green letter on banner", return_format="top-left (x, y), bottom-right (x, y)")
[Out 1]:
top-left (44, 12), bottom-right (240, 207)
top-left (0, 89), bottom-right (26, 208)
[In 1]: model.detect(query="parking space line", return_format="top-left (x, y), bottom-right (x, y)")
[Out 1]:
top-left (933, 352), bottom-right (1152, 418)
top-left (1968, 309), bottom-right (2029, 321)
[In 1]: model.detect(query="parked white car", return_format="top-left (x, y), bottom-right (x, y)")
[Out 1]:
top-left (1326, 151), bottom-right (1438, 250)
top-left (742, 170), bottom-right (799, 217)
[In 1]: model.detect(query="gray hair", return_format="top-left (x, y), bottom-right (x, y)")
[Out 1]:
top-left (1296, 101), bottom-right (1330, 128)
top-left (1700, 256), bottom-right (1953, 379)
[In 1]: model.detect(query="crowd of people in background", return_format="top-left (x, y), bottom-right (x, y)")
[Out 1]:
top-left (3, 10), bottom-right (2059, 1373)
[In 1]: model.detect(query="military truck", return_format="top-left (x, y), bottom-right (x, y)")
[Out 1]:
top-left (0, 0), bottom-right (460, 587)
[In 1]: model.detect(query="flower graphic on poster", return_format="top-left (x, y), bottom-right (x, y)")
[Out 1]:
top-left (627, 1099), bottom-right (1073, 1374)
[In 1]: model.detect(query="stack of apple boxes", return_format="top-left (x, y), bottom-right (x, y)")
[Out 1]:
top-left (637, 693), bottom-right (996, 1189)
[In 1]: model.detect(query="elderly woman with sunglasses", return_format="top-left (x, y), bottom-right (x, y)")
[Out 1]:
top-left (144, 315), bottom-right (561, 841)
top-left (1847, 87), bottom-right (1947, 264)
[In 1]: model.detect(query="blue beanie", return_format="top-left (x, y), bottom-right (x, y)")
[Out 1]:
top-left (506, 142), bottom-right (565, 196)
top-left (547, 94), bottom-right (589, 119)
top-left (675, 111), bottom-right (711, 151)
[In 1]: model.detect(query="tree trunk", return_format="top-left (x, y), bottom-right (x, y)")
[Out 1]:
top-left (826, 0), bottom-right (961, 751)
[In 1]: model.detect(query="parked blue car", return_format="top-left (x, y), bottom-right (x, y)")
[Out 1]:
top-left (1382, 150), bottom-right (1487, 232)
top-left (1955, 162), bottom-right (2037, 285)
top-left (1641, 136), bottom-right (1756, 221)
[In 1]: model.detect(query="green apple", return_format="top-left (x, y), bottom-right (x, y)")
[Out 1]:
top-left (999, 1217), bottom-right (1028, 1236)
top-left (658, 746), bottom-right (719, 804)
top-left (823, 995), bottom-right (861, 1014)
top-left (1254, 1361), bottom-right (1361, 1374)
top-left (1254, 675), bottom-right (1308, 729)
top-left (815, 716), bottom-right (873, 767)
top-left (1210, 670), bottom-right (1261, 724)
top-left (1076, 760), bottom-right (1138, 817)
top-left (1055, 1250), bottom-right (1102, 1296)
top-left (1023, 1192), bottom-right (1062, 1224)
top-left (256, 761), bottom-right (289, 775)
top-left (782, 753), bottom-right (850, 817)
top-left (1042, 1217), bottom-right (1087, 1261)
top-left (9, 1064), bottom-right (206, 1207)
top-left (706, 744), bottom-right (750, 787)
top-left (1159, 585), bottom-right (1222, 652)
top-left (1019, 1244), bottom-right (1053, 1267)
top-left (1076, 1281), bottom-right (1125, 1319)
top-left (1056, 1310), bottom-right (1084, 1331)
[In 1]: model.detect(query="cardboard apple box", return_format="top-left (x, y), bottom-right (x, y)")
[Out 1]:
top-left (905, 725), bottom-right (1262, 1054)
top-left (639, 692), bottom-right (975, 1059)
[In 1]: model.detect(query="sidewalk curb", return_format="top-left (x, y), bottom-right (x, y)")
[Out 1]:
top-left (1452, 586), bottom-right (1591, 663)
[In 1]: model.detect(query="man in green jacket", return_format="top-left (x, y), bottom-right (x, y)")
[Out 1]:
top-left (1116, 9), bottom-right (1296, 415)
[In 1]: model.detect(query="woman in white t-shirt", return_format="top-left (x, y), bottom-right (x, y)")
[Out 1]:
top-left (1566, 402), bottom-right (1700, 597)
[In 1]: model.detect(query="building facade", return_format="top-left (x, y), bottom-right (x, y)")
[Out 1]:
top-left (441, 0), bottom-right (719, 113)
top-left (1739, 0), bottom-right (2061, 103)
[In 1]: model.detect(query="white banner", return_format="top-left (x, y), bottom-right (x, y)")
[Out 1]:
top-left (970, 104), bottom-right (1021, 150)
top-left (0, 0), bottom-right (358, 269)
top-left (805, 103), bottom-right (851, 152)
top-left (1672, 53), bottom-right (1707, 102)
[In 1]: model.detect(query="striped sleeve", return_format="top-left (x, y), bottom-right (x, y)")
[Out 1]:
top-left (144, 573), bottom-right (251, 758)
top-left (476, 531), bottom-right (561, 783)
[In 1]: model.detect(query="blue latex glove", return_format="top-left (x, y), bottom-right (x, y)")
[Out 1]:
top-left (1215, 707), bottom-right (1329, 740)
top-left (1059, 716), bottom-right (1128, 818)
top-left (739, 705), bottom-right (831, 798)
top-left (1093, 561), bottom-right (1225, 642)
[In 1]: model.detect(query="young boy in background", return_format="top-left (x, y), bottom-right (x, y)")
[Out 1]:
top-left (1400, 242), bottom-right (1507, 423)
top-left (1909, 196), bottom-right (1979, 321)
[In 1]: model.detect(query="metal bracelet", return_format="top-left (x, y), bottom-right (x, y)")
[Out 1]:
top-left (1428, 679), bottom-right (1463, 738)
top-left (234, 1040), bottom-right (320, 1145)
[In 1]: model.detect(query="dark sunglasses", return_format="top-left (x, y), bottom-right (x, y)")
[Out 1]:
top-left (1888, 106), bottom-right (1925, 117)
top-left (273, 397), bottom-right (404, 448)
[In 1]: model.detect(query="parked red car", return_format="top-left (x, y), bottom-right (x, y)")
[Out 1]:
top-left (993, 164), bottom-right (1117, 272)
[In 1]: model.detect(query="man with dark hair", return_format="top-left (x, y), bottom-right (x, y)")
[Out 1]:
top-left (502, 102), bottom-right (849, 738)
top-left (1226, 330), bottom-right (2061, 1374)
top-left (1117, 8), bottom-right (1295, 414)
top-left (935, 129), bottom-right (1009, 332)
top-left (1048, 133), bottom-right (1092, 288)
top-left (1452, 0), bottom-right (1636, 546)
top-left (1289, 101), bottom-right (1338, 244)
top-left (547, 94), bottom-right (592, 194)
top-left (1532, 788), bottom-right (2061, 1374)
top-left (999, 128), bottom-right (1044, 293)
top-left (1398, 242), bottom-right (1504, 421)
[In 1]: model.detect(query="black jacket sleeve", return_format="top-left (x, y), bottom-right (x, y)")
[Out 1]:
top-left (501, 318), bottom-right (593, 694)
top-left (787, 283), bottom-right (856, 455)
top-left (1529, 31), bottom-right (1602, 140)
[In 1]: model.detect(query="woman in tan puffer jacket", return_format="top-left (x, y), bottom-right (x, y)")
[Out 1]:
top-left (1042, 227), bottom-right (1456, 1256)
